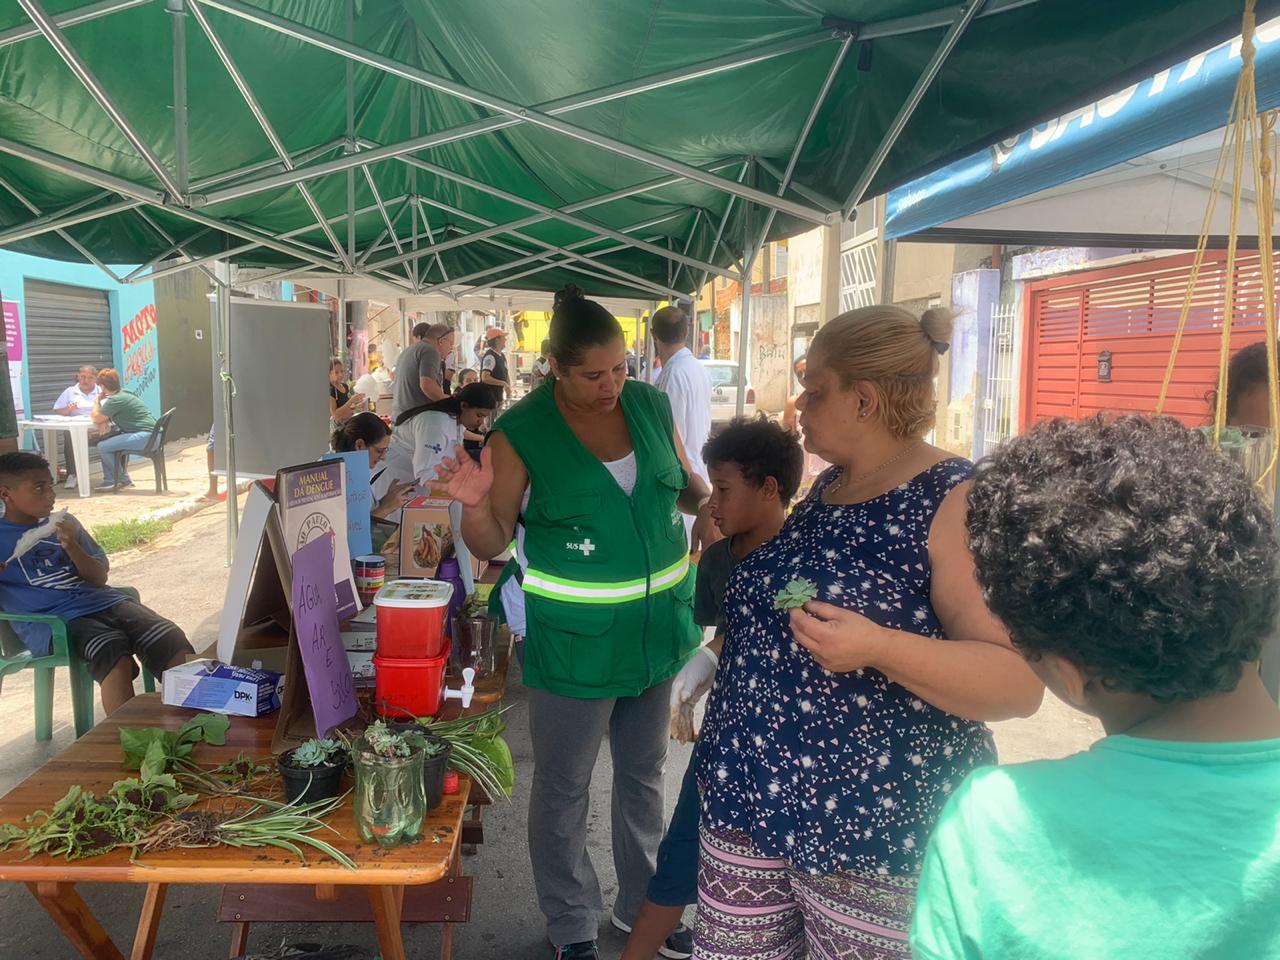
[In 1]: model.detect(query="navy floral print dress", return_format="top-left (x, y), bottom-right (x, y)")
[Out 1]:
top-left (696, 460), bottom-right (997, 877)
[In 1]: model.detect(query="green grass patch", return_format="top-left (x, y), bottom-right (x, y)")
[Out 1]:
top-left (92, 518), bottom-right (173, 555)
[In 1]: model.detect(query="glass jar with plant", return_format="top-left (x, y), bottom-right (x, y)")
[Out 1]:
top-left (351, 721), bottom-right (428, 847)
top-left (277, 737), bottom-right (348, 806)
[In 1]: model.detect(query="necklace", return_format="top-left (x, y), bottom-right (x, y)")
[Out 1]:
top-left (825, 440), bottom-right (923, 500)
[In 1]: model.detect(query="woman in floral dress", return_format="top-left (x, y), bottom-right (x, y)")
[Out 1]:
top-left (694, 305), bottom-right (1044, 959)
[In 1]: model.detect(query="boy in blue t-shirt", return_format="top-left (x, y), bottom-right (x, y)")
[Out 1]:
top-left (0, 452), bottom-right (191, 714)
top-left (619, 418), bottom-right (802, 960)
top-left (912, 416), bottom-right (1280, 960)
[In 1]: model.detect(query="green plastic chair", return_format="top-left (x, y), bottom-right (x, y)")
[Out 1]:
top-left (0, 585), bottom-right (155, 741)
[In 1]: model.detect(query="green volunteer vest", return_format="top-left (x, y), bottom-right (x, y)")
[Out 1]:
top-left (493, 380), bottom-right (700, 698)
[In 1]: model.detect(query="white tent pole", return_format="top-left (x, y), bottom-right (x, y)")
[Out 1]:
top-left (132, 208), bottom-right (220, 286)
top-left (17, 0), bottom-right (185, 201)
top-left (0, 195), bottom-right (142, 248)
top-left (355, 194), bottom-right (410, 268)
top-left (337, 279), bottom-right (348, 363)
top-left (212, 261), bottom-right (238, 559)
top-left (468, 232), bottom-right (684, 300)
top-left (167, 0), bottom-right (189, 196)
top-left (841, 0), bottom-right (987, 216)
top-left (736, 217), bottom-right (753, 419)
top-left (125, 226), bottom-right (212, 281)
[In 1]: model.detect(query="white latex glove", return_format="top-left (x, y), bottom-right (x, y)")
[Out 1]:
top-left (669, 646), bottom-right (719, 743)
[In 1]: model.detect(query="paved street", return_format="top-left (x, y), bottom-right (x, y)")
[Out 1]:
top-left (0, 508), bottom-right (1101, 959)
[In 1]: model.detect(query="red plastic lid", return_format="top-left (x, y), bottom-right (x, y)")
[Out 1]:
top-left (372, 649), bottom-right (450, 668)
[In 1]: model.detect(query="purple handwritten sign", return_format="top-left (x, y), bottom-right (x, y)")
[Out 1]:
top-left (291, 533), bottom-right (357, 738)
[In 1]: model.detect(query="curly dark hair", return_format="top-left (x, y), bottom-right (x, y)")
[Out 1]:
top-left (702, 415), bottom-right (804, 504)
top-left (967, 415), bottom-right (1278, 703)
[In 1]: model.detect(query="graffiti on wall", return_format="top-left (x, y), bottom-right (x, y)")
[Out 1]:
top-left (2, 300), bottom-right (23, 417)
top-left (121, 303), bottom-right (159, 400)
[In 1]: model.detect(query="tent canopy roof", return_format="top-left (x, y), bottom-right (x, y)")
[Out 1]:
top-left (0, 0), bottom-right (1267, 299)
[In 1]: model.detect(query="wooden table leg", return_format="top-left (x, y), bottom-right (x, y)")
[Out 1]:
top-left (226, 923), bottom-right (250, 959)
top-left (26, 881), bottom-right (125, 960)
top-left (130, 883), bottom-right (167, 960)
top-left (367, 885), bottom-right (406, 960)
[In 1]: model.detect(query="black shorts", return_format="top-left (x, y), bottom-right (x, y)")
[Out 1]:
top-left (67, 599), bottom-right (193, 683)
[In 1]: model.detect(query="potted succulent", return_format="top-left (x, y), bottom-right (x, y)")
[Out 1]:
top-left (352, 721), bottom-right (428, 847)
top-left (277, 737), bottom-right (347, 806)
top-left (383, 720), bottom-right (453, 812)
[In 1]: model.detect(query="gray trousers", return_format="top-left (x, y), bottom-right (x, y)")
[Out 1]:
top-left (527, 678), bottom-right (672, 947)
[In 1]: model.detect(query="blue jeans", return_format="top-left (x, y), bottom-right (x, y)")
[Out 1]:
top-left (646, 746), bottom-right (701, 908)
top-left (97, 431), bottom-right (151, 484)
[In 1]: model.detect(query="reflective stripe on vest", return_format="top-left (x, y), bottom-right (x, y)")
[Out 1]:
top-left (524, 555), bottom-right (690, 605)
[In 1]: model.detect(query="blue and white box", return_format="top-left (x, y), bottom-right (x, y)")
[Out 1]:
top-left (161, 659), bottom-right (284, 717)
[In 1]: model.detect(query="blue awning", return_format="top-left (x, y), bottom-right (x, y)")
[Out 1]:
top-left (884, 20), bottom-right (1280, 241)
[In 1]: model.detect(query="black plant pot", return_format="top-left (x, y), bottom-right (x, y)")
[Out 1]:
top-left (278, 749), bottom-right (347, 806)
top-left (421, 736), bottom-right (453, 811)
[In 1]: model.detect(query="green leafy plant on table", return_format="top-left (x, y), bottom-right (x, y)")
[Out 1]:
top-left (416, 708), bottom-right (515, 801)
top-left (774, 577), bottom-right (818, 611)
top-left (290, 738), bottom-right (344, 768)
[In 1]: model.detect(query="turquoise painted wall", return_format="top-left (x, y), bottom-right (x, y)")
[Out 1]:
top-left (0, 250), bottom-right (158, 419)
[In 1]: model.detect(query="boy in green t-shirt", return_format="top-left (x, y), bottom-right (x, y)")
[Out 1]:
top-left (911, 416), bottom-right (1280, 960)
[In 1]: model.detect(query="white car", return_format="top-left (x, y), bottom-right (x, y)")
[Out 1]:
top-left (701, 360), bottom-right (756, 426)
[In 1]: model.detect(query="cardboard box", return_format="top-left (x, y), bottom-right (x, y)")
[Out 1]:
top-left (347, 649), bottom-right (376, 680)
top-left (162, 659), bottom-right (283, 717)
top-left (341, 628), bottom-right (378, 652)
top-left (399, 496), bottom-right (455, 578)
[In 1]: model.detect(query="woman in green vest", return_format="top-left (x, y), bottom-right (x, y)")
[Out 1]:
top-left (437, 284), bottom-right (715, 960)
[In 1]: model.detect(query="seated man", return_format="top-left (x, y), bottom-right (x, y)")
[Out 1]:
top-left (0, 452), bottom-right (192, 714)
top-left (51, 364), bottom-right (100, 488)
top-left (912, 415), bottom-right (1280, 959)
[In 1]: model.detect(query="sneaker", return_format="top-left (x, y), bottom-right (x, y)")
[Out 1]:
top-left (553, 942), bottom-right (599, 960)
top-left (64, 474), bottom-right (76, 489)
top-left (610, 916), bottom-right (692, 960)
top-left (95, 481), bottom-right (117, 491)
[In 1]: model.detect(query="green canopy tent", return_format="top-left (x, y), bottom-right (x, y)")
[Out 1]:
top-left (0, 0), bottom-right (1270, 541)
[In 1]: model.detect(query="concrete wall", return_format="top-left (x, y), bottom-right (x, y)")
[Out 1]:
top-left (0, 250), bottom-right (157, 419)
top-left (750, 293), bottom-right (790, 413)
top-left (154, 271), bottom-right (213, 440)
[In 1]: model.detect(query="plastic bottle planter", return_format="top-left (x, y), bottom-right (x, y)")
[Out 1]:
top-left (353, 744), bottom-right (427, 848)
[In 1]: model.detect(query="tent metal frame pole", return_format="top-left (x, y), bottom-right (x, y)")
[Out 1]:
top-left (355, 194), bottom-right (409, 271)
top-left (747, 33), bottom-right (855, 268)
top-left (17, 0), bottom-right (185, 202)
top-left (754, 157), bottom-right (841, 212)
top-left (193, 137), bottom-right (346, 193)
top-left (0, 0), bottom-right (151, 48)
top-left (344, 0), bottom-right (356, 266)
top-left (669, 209), bottom-right (705, 294)
top-left (0, 136), bottom-right (164, 203)
top-left (462, 223), bottom-right (686, 300)
top-left (0, 196), bottom-right (144, 247)
top-left (132, 207), bottom-right (220, 285)
top-left (362, 167), bottom-right (404, 259)
top-left (468, 233), bottom-right (673, 299)
top-left (132, 195), bottom-right (401, 284)
top-left (161, 204), bottom-right (345, 273)
top-left (187, 0), bottom-right (350, 267)
top-left (395, 153), bottom-right (741, 281)
top-left (124, 226), bottom-right (212, 280)
top-left (842, 0), bottom-right (987, 217)
top-left (362, 160), bottom-right (739, 273)
top-left (212, 260), bottom-right (238, 556)
top-left (168, 0), bottom-right (189, 197)
top-left (415, 199), bottom-right (690, 299)
top-left (695, 162), bottom-right (751, 298)
top-left (191, 2), bottom-right (834, 222)
top-left (736, 212), bottom-right (754, 419)
top-left (0, 176), bottom-right (123, 283)
top-left (412, 199), bottom-right (450, 289)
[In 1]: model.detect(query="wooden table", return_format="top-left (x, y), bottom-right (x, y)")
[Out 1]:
top-left (0, 696), bottom-right (471, 960)
top-left (19, 417), bottom-right (94, 498)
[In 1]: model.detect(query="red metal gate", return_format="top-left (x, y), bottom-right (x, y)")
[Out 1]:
top-left (1021, 251), bottom-right (1272, 429)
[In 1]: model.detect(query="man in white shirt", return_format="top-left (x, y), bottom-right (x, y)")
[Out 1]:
top-left (653, 304), bottom-right (712, 493)
top-left (52, 365), bottom-right (101, 488)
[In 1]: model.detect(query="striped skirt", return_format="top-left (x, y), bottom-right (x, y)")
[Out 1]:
top-left (693, 826), bottom-right (918, 960)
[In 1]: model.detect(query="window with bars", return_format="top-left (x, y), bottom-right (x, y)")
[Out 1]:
top-left (839, 240), bottom-right (878, 312)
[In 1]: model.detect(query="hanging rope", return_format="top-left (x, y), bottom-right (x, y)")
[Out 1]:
top-left (1155, 0), bottom-right (1280, 498)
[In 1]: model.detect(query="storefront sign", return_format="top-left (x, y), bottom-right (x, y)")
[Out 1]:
top-left (3, 300), bottom-right (23, 417)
